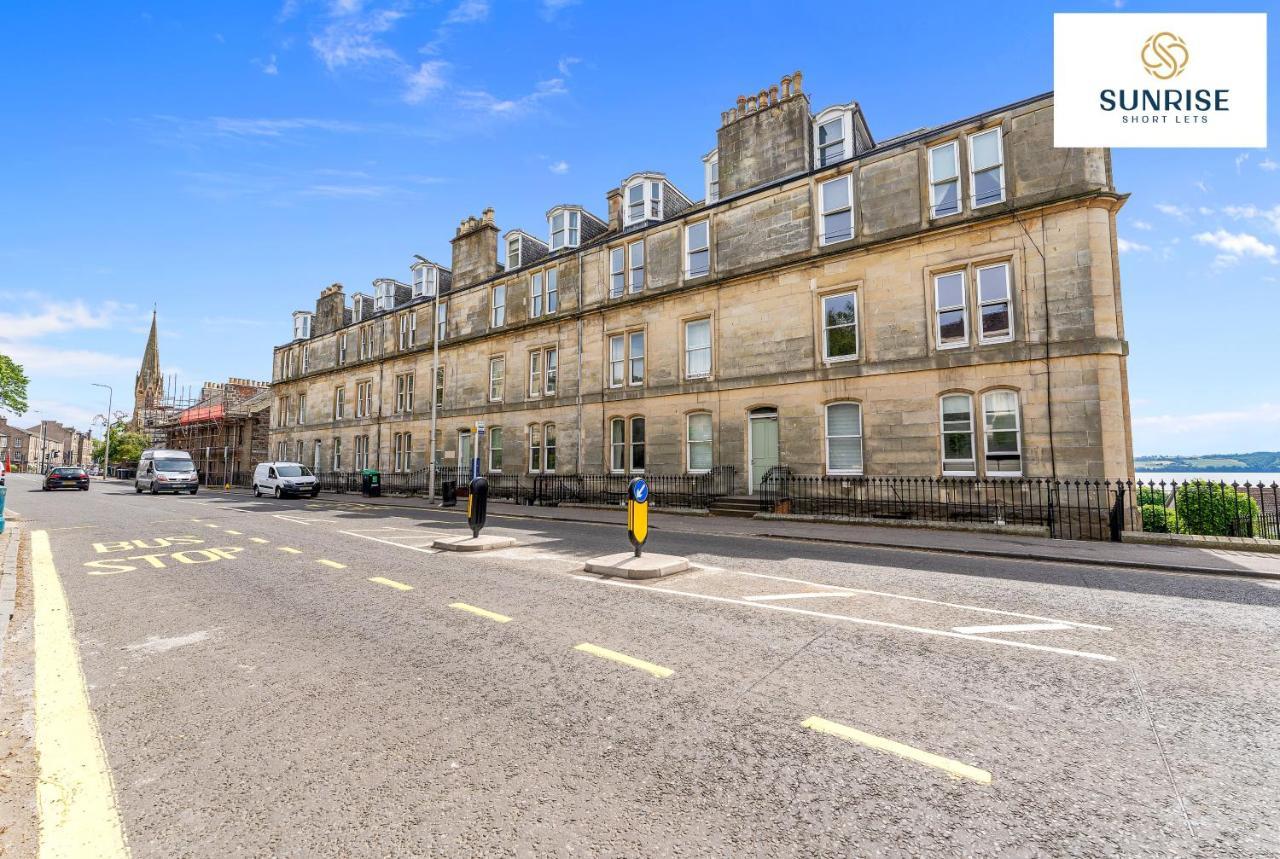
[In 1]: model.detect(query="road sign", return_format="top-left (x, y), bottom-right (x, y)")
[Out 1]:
top-left (627, 477), bottom-right (649, 557)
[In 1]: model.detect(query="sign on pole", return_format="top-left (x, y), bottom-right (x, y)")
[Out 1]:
top-left (627, 477), bottom-right (649, 557)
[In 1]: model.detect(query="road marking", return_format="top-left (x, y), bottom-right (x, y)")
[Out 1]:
top-left (316, 559), bottom-right (347, 569)
top-left (573, 643), bottom-right (673, 678)
top-left (951, 622), bottom-right (1074, 635)
top-left (727, 569), bottom-right (1110, 631)
top-left (250, 537), bottom-right (269, 544)
top-left (31, 529), bottom-right (131, 857)
top-left (340, 529), bottom-right (441, 554)
top-left (449, 602), bottom-right (512, 623)
top-left (572, 575), bottom-right (1116, 662)
top-left (745, 591), bottom-right (856, 601)
top-left (278, 547), bottom-right (303, 555)
top-left (272, 514), bottom-right (315, 526)
top-left (223, 529), bottom-right (242, 536)
top-left (369, 576), bottom-right (413, 591)
top-left (204, 523), bottom-right (220, 529)
top-left (191, 518), bottom-right (202, 522)
top-left (802, 716), bottom-right (992, 785)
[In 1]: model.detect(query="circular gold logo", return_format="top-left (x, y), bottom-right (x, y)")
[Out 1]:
top-left (1141, 32), bottom-right (1189, 80)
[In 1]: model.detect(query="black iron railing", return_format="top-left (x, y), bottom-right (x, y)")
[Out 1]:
top-left (754, 471), bottom-right (1280, 542)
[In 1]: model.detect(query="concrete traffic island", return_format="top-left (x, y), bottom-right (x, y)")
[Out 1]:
top-left (583, 552), bottom-right (690, 580)
top-left (432, 534), bottom-right (518, 552)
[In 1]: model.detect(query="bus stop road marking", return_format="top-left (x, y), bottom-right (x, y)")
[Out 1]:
top-left (223, 529), bottom-right (242, 536)
top-left (951, 622), bottom-right (1074, 635)
top-left (449, 602), bottom-right (511, 623)
top-left (250, 537), bottom-right (269, 544)
top-left (317, 559), bottom-right (346, 569)
top-left (278, 547), bottom-right (303, 555)
top-left (573, 643), bottom-right (673, 679)
top-left (802, 716), bottom-right (992, 785)
top-left (31, 530), bottom-right (130, 858)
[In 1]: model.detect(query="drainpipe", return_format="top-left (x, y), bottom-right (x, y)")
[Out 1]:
top-left (428, 285), bottom-right (441, 499)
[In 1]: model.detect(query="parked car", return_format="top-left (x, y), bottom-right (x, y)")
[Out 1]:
top-left (253, 462), bottom-right (319, 498)
top-left (43, 466), bottom-right (90, 491)
top-left (135, 449), bottom-right (200, 495)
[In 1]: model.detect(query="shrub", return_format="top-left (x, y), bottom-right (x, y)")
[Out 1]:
top-left (1140, 503), bottom-right (1176, 534)
top-left (1137, 485), bottom-right (1172, 506)
top-left (1173, 481), bottom-right (1261, 537)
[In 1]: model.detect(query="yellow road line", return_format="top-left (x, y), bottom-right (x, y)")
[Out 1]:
top-left (317, 559), bottom-right (347, 569)
top-left (801, 716), bottom-right (992, 785)
top-left (31, 529), bottom-right (131, 857)
top-left (369, 576), bottom-right (413, 591)
top-left (204, 523), bottom-right (219, 529)
top-left (449, 602), bottom-right (512, 623)
top-left (573, 643), bottom-right (673, 679)
top-left (249, 537), bottom-right (269, 544)
top-left (278, 547), bottom-right (303, 554)
top-left (223, 529), bottom-right (242, 536)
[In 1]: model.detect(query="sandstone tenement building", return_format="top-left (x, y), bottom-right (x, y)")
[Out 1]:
top-left (269, 73), bottom-right (1133, 492)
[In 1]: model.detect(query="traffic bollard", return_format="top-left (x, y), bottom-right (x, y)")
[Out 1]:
top-left (627, 477), bottom-right (649, 557)
top-left (467, 476), bottom-right (489, 539)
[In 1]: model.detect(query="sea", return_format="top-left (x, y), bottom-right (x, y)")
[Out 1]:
top-left (1132, 472), bottom-right (1280, 486)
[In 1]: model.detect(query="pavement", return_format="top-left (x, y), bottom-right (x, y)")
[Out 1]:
top-left (3, 471), bottom-right (1280, 856)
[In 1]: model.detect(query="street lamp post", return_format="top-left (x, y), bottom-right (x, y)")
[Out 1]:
top-left (93, 383), bottom-right (113, 479)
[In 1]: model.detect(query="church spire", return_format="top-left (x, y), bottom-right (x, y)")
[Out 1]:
top-left (130, 309), bottom-right (163, 430)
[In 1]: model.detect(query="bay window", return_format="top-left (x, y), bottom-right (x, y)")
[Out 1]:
top-left (550, 209), bottom-right (580, 250)
top-left (624, 179), bottom-right (663, 226)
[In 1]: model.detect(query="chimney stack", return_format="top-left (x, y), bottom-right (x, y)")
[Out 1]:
top-left (451, 210), bottom-right (502, 289)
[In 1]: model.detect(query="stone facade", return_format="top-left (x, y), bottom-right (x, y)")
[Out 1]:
top-left (268, 76), bottom-right (1133, 490)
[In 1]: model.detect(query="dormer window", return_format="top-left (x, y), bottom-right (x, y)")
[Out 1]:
top-left (374, 280), bottom-right (396, 312)
top-left (814, 107), bottom-right (852, 168)
top-left (292, 312), bottom-right (312, 341)
top-left (623, 178), bottom-right (663, 226)
top-left (704, 152), bottom-right (720, 203)
top-left (352, 293), bottom-right (372, 322)
top-left (549, 209), bottom-right (580, 250)
top-left (507, 235), bottom-right (523, 270)
top-left (412, 264), bottom-right (437, 298)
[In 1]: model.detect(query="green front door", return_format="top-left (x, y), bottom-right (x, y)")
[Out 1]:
top-left (749, 412), bottom-right (779, 492)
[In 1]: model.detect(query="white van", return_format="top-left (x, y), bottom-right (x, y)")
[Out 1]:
top-left (253, 462), bottom-right (319, 499)
top-left (135, 449), bottom-right (199, 495)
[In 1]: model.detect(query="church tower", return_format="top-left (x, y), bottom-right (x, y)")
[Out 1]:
top-left (130, 310), bottom-right (163, 430)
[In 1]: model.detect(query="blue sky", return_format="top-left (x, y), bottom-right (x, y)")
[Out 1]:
top-left (0, 0), bottom-right (1276, 457)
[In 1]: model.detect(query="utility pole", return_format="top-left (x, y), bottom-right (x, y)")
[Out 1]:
top-left (93, 383), bottom-right (113, 478)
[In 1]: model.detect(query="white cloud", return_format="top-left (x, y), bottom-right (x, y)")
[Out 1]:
top-left (445, 0), bottom-right (489, 24)
top-left (1130, 219), bottom-right (1153, 231)
top-left (1155, 202), bottom-right (1189, 219)
top-left (1134, 403), bottom-right (1280, 434)
top-left (557, 56), bottom-right (581, 77)
top-left (256, 54), bottom-right (279, 75)
top-left (1221, 204), bottom-right (1280, 234)
top-left (548, 160), bottom-right (569, 175)
top-left (1192, 229), bottom-right (1277, 264)
top-left (1194, 179), bottom-right (1209, 193)
top-left (540, 0), bottom-right (579, 18)
top-left (0, 343), bottom-right (139, 380)
top-left (1197, 206), bottom-right (1213, 216)
top-left (1117, 237), bottom-right (1149, 253)
top-left (208, 116), bottom-right (366, 138)
top-left (310, 6), bottom-right (404, 70)
top-left (1260, 158), bottom-right (1279, 172)
top-left (0, 301), bottom-right (127, 340)
top-left (459, 76), bottom-right (567, 117)
top-left (404, 61), bottom-right (447, 104)
top-left (1235, 153), bottom-right (1249, 173)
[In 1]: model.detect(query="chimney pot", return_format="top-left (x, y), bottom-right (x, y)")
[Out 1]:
top-left (781, 75), bottom-right (792, 98)
top-left (792, 70), bottom-right (803, 93)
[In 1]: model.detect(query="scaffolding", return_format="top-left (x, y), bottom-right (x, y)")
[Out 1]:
top-left (154, 378), bottom-right (271, 485)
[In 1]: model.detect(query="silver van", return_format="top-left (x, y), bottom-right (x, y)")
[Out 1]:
top-left (253, 462), bottom-right (319, 498)
top-left (135, 449), bottom-right (199, 495)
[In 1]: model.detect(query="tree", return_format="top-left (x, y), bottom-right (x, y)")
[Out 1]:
top-left (0, 354), bottom-right (30, 415)
top-left (92, 421), bottom-right (148, 466)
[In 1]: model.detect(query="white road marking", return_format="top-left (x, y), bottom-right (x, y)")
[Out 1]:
top-left (126, 630), bottom-right (213, 654)
top-left (340, 529), bottom-right (441, 554)
top-left (726, 569), bottom-right (1110, 631)
top-left (572, 575), bottom-right (1117, 662)
top-left (951, 622), bottom-right (1074, 635)
top-left (273, 514), bottom-right (316, 526)
top-left (745, 591), bottom-right (857, 602)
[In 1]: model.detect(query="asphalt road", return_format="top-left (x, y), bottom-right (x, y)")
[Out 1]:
top-left (10, 471), bottom-right (1280, 857)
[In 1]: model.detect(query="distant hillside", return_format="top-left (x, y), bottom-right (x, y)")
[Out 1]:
top-left (1134, 451), bottom-right (1280, 472)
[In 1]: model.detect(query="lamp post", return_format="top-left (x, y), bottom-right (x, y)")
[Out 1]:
top-left (93, 383), bottom-right (113, 479)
